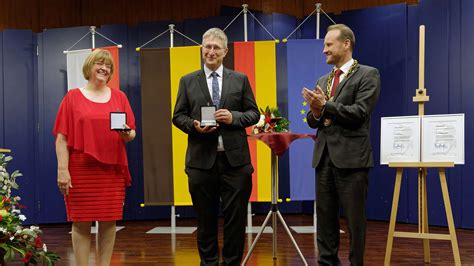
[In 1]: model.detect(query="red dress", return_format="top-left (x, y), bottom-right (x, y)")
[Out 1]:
top-left (53, 88), bottom-right (136, 221)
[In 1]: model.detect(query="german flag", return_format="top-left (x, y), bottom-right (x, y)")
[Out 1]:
top-left (140, 46), bottom-right (200, 206)
top-left (225, 41), bottom-right (277, 202)
top-left (140, 41), bottom-right (276, 206)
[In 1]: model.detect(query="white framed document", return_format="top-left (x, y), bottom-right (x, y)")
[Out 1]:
top-left (380, 116), bottom-right (421, 164)
top-left (422, 113), bottom-right (464, 164)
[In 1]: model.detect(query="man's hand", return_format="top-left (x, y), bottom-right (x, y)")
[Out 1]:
top-left (302, 86), bottom-right (326, 117)
top-left (193, 120), bottom-right (218, 133)
top-left (215, 109), bottom-right (233, 125)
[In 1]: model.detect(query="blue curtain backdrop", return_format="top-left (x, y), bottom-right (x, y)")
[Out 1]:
top-left (0, 0), bottom-right (473, 229)
top-left (1, 30), bottom-right (37, 223)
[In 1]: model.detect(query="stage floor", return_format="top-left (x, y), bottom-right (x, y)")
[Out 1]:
top-left (27, 214), bottom-right (474, 265)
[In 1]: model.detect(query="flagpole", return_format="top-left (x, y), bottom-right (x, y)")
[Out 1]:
top-left (169, 24), bottom-right (175, 48)
top-left (63, 26), bottom-right (122, 54)
top-left (241, 3), bottom-right (254, 234)
top-left (169, 23), bottom-right (176, 234)
top-left (314, 1), bottom-right (320, 231)
top-left (243, 4), bottom-right (248, 42)
top-left (314, 3), bottom-right (322, 232)
top-left (223, 3), bottom-right (278, 41)
top-left (316, 3), bottom-right (321, 40)
top-left (91, 26), bottom-right (96, 49)
top-left (283, 2), bottom-right (335, 42)
top-left (92, 24), bottom-right (98, 246)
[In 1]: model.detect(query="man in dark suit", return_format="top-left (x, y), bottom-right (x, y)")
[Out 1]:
top-left (172, 27), bottom-right (259, 266)
top-left (302, 24), bottom-right (381, 266)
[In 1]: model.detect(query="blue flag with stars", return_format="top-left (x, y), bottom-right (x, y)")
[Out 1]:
top-left (286, 39), bottom-right (331, 201)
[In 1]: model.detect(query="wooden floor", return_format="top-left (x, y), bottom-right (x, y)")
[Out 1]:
top-left (22, 215), bottom-right (474, 265)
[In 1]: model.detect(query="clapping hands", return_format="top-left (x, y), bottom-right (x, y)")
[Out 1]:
top-left (302, 85), bottom-right (326, 117)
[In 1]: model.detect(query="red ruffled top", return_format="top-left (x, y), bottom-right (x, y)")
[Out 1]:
top-left (53, 88), bottom-right (136, 186)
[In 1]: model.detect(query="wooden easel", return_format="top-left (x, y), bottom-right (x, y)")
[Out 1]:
top-left (384, 26), bottom-right (461, 265)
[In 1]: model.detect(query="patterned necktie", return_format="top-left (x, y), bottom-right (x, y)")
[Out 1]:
top-left (211, 72), bottom-right (220, 106)
top-left (330, 69), bottom-right (343, 97)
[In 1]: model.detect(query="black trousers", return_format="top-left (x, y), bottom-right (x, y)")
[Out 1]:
top-left (186, 153), bottom-right (253, 266)
top-left (316, 148), bottom-right (369, 266)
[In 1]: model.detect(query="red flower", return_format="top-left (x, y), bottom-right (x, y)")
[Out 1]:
top-left (264, 114), bottom-right (272, 124)
top-left (23, 251), bottom-right (33, 263)
top-left (0, 216), bottom-right (2, 222)
top-left (35, 237), bottom-right (42, 248)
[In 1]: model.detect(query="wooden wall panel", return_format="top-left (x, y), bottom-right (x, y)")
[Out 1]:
top-left (125, 1), bottom-right (175, 25)
top-left (0, 0), bottom-right (38, 30)
top-left (81, 0), bottom-right (127, 27)
top-left (0, 0), bottom-right (418, 32)
top-left (39, 0), bottom-right (81, 30)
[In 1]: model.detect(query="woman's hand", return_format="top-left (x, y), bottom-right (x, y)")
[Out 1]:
top-left (118, 124), bottom-right (136, 142)
top-left (56, 133), bottom-right (71, 195)
top-left (58, 169), bottom-right (72, 195)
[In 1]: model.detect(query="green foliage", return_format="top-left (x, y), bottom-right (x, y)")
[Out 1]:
top-left (0, 153), bottom-right (60, 265)
top-left (253, 106), bottom-right (290, 133)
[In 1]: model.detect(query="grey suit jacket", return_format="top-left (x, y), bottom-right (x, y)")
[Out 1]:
top-left (307, 64), bottom-right (381, 169)
top-left (172, 68), bottom-right (260, 169)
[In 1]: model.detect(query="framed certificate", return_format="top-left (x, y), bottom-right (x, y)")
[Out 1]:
top-left (422, 114), bottom-right (464, 164)
top-left (380, 116), bottom-right (421, 164)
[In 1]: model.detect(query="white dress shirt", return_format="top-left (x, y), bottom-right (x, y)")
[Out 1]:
top-left (203, 64), bottom-right (225, 151)
top-left (204, 64), bottom-right (223, 103)
top-left (330, 58), bottom-right (354, 87)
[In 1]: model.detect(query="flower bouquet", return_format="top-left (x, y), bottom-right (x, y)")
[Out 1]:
top-left (0, 153), bottom-right (60, 265)
top-left (252, 106), bottom-right (290, 134)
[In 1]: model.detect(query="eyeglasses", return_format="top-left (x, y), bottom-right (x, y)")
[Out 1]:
top-left (203, 44), bottom-right (224, 52)
top-left (94, 61), bottom-right (112, 69)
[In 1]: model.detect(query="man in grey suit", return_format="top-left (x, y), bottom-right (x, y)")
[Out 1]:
top-left (172, 28), bottom-right (259, 266)
top-left (302, 24), bottom-right (380, 266)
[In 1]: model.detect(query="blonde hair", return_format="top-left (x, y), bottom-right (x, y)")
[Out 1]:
top-left (82, 49), bottom-right (115, 82)
top-left (202, 28), bottom-right (228, 48)
top-left (327, 24), bottom-right (356, 51)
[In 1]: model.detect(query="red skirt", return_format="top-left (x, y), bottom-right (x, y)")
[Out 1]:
top-left (65, 151), bottom-right (126, 221)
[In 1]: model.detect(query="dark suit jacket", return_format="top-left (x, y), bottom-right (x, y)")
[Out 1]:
top-left (307, 64), bottom-right (381, 169)
top-left (172, 68), bottom-right (260, 169)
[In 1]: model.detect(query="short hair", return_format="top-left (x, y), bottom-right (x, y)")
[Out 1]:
top-left (82, 49), bottom-right (115, 82)
top-left (327, 24), bottom-right (356, 51)
top-left (202, 27), bottom-right (228, 48)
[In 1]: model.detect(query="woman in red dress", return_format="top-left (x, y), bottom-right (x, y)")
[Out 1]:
top-left (54, 49), bottom-right (136, 266)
